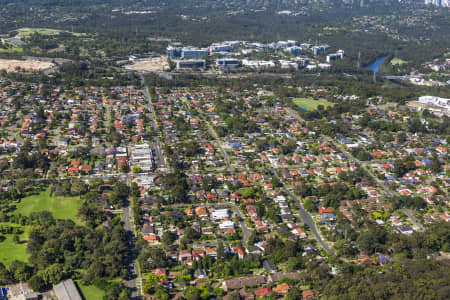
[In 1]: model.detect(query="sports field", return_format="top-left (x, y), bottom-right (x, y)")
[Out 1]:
top-left (293, 98), bottom-right (334, 111)
top-left (391, 58), bottom-right (407, 65)
top-left (15, 187), bottom-right (82, 221)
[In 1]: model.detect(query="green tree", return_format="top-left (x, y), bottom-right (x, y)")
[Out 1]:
top-left (303, 198), bottom-right (315, 212)
top-left (28, 274), bottom-right (47, 292)
top-left (184, 286), bottom-right (201, 300)
top-left (161, 231), bottom-right (176, 246)
top-left (71, 180), bottom-right (87, 197)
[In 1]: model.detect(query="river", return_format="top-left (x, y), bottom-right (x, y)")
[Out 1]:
top-left (366, 56), bottom-right (387, 73)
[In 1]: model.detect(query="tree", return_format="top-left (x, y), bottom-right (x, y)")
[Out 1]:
top-left (184, 286), bottom-right (201, 300)
top-left (303, 198), bottom-right (315, 212)
top-left (89, 178), bottom-right (104, 191)
top-left (28, 274), bottom-right (47, 292)
top-left (71, 180), bottom-right (87, 197)
top-left (12, 235), bottom-right (20, 244)
top-left (38, 137), bottom-right (47, 150)
top-left (430, 155), bottom-right (442, 173)
top-left (10, 260), bottom-right (33, 282)
top-left (154, 287), bottom-right (169, 300)
top-left (38, 264), bottom-right (64, 286)
top-left (15, 178), bottom-right (27, 196)
top-left (397, 132), bottom-right (407, 144)
top-left (394, 160), bottom-right (407, 178)
top-left (183, 227), bottom-right (199, 243)
top-left (0, 263), bottom-right (13, 285)
top-left (109, 181), bottom-right (129, 207)
top-left (130, 182), bottom-right (140, 198)
top-left (286, 256), bottom-right (304, 271)
top-left (217, 241), bottom-right (225, 263)
top-left (248, 231), bottom-right (259, 246)
top-left (161, 231), bottom-right (176, 246)
top-left (285, 287), bottom-right (302, 300)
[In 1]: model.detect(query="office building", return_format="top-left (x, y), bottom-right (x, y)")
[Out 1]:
top-left (176, 59), bottom-right (206, 69)
top-left (326, 50), bottom-right (345, 62)
top-left (285, 46), bottom-right (302, 56)
top-left (167, 46), bottom-right (182, 59)
top-left (181, 47), bottom-right (209, 59)
top-left (216, 58), bottom-right (240, 69)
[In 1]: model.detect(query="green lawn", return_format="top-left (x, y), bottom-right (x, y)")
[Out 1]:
top-left (15, 187), bottom-right (82, 221)
top-left (0, 225), bottom-right (29, 266)
top-left (391, 58), bottom-right (407, 65)
top-left (75, 281), bottom-right (105, 300)
top-left (293, 98), bottom-right (334, 111)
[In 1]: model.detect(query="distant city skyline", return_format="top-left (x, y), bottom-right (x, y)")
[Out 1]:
top-left (425, 0), bottom-right (449, 7)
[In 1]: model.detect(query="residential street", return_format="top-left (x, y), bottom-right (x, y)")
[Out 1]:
top-left (272, 168), bottom-right (334, 255)
top-left (140, 73), bottom-right (167, 172)
top-left (203, 117), bottom-right (234, 172)
top-left (123, 204), bottom-right (142, 299)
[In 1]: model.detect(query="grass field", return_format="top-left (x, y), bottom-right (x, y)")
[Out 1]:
top-left (0, 46), bottom-right (24, 54)
top-left (15, 187), bottom-right (82, 221)
top-left (17, 27), bottom-right (61, 37)
top-left (0, 224), bottom-right (29, 266)
top-left (391, 58), bottom-right (407, 65)
top-left (16, 27), bottom-right (85, 38)
top-left (293, 98), bottom-right (334, 111)
top-left (75, 281), bottom-right (105, 300)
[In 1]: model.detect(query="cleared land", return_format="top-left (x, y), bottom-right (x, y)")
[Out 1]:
top-left (124, 56), bottom-right (169, 72)
top-left (391, 58), bottom-right (407, 65)
top-left (293, 98), bottom-right (334, 111)
top-left (0, 59), bottom-right (54, 72)
top-left (15, 187), bottom-right (82, 221)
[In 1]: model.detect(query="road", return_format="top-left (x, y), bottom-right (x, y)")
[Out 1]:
top-left (122, 206), bottom-right (138, 298)
top-left (402, 208), bottom-right (424, 231)
top-left (271, 168), bottom-right (334, 255)
top-left (285, 107), bottom-right (305, 123)
top-left (140, 73), bottom-right (167, 172)
top-left (203, 119), bottom-right (234, 172)
top-left (227, 203), bottom-right (251, 244)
